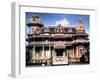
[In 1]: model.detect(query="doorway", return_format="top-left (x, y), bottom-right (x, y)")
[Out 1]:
top-left (55, 49), bottom-right (64, 56)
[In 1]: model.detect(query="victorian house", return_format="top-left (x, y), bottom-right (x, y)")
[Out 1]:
top-left (26, 15), bottom-right (89, 66)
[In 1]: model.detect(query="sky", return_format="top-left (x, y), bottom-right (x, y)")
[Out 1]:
top-left (25, 12), bottom-right (90, 34)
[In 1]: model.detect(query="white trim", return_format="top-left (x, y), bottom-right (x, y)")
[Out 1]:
top-left (11, 2), bottom-right (20, 77)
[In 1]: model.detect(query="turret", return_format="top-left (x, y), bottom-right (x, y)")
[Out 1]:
top-left (27, 14), bottom-right (43, 34)
top-left (76, 18), bottom-right (85, 33)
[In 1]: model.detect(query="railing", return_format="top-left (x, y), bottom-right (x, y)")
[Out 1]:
top-left (29, 41), bottom-right (53, 45)
top-left (52, 56), bottom-right (68, 64)
top-left (53, 56), bottom-right (67, 61)
top-left (29, 41), bottom-right (71, 45)
top-left (69, 58), bottom-right (80, 62)
top-left (27, 32), bottom-right (88, 37)
top-left (72, 40), bottom-right (89, 43)
top-left (31, 56), bottom-right (51, 64)
top-left (28, 40), bottom-right (88, 46)
top-left (51, 34), bottom-right (73, 38)
top-left (32, 56), bottom-right (51, 60)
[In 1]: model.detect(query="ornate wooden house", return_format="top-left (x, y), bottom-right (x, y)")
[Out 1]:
top-left (26, 15), bottom-right (89, 66)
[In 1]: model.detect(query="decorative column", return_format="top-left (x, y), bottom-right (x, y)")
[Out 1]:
top-left (76, 46), bottom-right (79, 58)
top-left (73, 47), bottom-right (74, 58)
top-left (29, 49), bottom-right (33, 63)
top-left (76, 46), bottom-right (80, 62)
top-left (49, 45), bottom-right (50, 52)
top-left (83, 46), bottom-right (85, 55)
top-left (47, 45), bottom-right (51, 65)
top-left (63, 49), bottom-right (66, 56)
top-left (31, 45), bottom-right (36, 63)
top-left (65, 49), bottom-right (67, 56)
top-left (42, 45), bottom-right (45, 58)
top-left (53, 49), bottom-right (56, 56)
top-left (49, 45), bottom-right (51, 57)
top-left (32, 45), bottom-right (35, 58)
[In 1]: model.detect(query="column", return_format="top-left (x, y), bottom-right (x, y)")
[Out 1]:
top-left (76, 46), bottom-right (79, 58)
top-left (47, 45), bottom-right (51, 65)
top-left (63, 49), bottom-right (65, 56)
top-left (42, 45), bottom-right (45, 58)
top-left (73, 47), bottom-right (74, 58)
top-left (29, 49), bottom-right (33, 63)
top-left (77, 46), bottom-right (80, 61)
top-left (83, 46), bottom-right (85, 55)
top-left (52, 49), bottom-right (55, 56)
top-left (32, 45), bottom-right (35, 58)
top-left (79, 45), bottom-right (83, 57)
top-left (49, 45), bottom-right (51, 57)
top-left (79, 46), bottom-right (81, 57)
top-left (76, 46), bottom-right (77, 58)
top-left (49, 45), bottom-right (50, 51)
top-left (65, 49), bottom-right (67, 56)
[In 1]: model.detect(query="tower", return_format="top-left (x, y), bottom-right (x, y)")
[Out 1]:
top-left (76, 18), bottom-right (85, 33)
top-left (27, 14), bottom-right (43, 34)
top-left (74, 18), bottom-right (89, 62)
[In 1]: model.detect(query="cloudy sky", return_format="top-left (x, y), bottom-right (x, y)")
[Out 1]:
top-left (25, 12), bottom-right (90, 34)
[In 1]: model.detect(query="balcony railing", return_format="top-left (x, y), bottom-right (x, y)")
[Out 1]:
top-left (27, 40), bottom-right (89, 46)
top-left (52, 56), bottom-right (68, 64)
top-left (32, 56), bottom-right (51, 60)
top-left (72, 40), bottom-right (89, 43)
top-left (29, 41), bottom-right (72, 45)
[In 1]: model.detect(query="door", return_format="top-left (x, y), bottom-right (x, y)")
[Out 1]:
top-left (52, 49), bottom-right (68, 65)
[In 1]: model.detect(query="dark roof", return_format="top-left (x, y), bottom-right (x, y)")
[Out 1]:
top-left (26, 25), bottom-right (88, 37)
top-left (27, 23), bottom-right (44, 27)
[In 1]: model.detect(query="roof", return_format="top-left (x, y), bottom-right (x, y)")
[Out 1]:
top-left (27, 23), bottom-right (44, 27)
top-left (40, 27), bottom-right (76, 34)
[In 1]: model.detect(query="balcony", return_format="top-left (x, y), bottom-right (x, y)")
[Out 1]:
top-left (32, 56), bottom-right (51, 60)
top-left (29, 41), bottom-right (72, 46)
top-left (27, 40), bottom-right (88, 46)
top-left (72, 40), bottom-right (89, 43)
top-left (31, 56), bottom-right (51, 64)
top-left (51, 34), bottom-right (73, 38)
